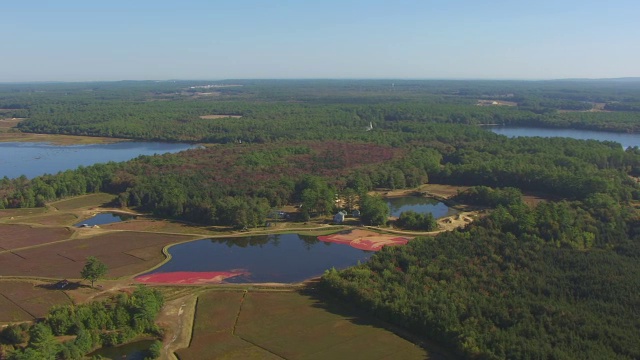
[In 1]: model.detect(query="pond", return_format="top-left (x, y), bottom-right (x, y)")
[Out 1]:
top-left (0, 141), bottom-right (196, 179)
top-left (488, 126), bottom-right (640, 149)
top-left (386, 196), bottom-right (456, 218)
top-left (74, 212), bottom-right (135, 227)
top-left (137, 234), bottom-right (373, 284)
top-left (87, 339), bottom-right (155, 360)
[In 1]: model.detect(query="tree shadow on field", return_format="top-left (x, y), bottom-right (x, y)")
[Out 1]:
top-left (297, 283), bottom-right (455, 360)
top-left (36, 280), bottom-right (83, 291)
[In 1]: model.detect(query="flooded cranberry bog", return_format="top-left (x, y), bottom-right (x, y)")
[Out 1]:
top-left (137, 231), bottom-right (411, 285)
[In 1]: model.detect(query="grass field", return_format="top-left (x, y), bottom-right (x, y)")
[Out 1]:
top-left (0, 281), bottom-right (72, 323)
top-left (20, 213), bottom-right (80, 226)
top-left (0, 207), bottom-right (48, 220)
top-left (0, 131), bottom-right (126, 145)
top-left (174, 291), bottom-right (282, 360)
top-left (176, 290), bottom-right (441, 360)
top-left (50, 193), bottom-right (116, 211)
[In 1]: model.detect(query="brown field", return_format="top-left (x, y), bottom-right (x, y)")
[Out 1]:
top-left (0, 207), bottom-right (48, 220)
top-left (176, 290), bottom-right (440, 360)
top-left (0, 231), bottom-right (197, 279)
top-left (371, 184), bottom-right (468, 200)
top-left (199, 114), bottom-right (243, 119)
top-left (0, 281), bottom-right (72, 322)
top-left (18, 212), bottom-right (80, 226)
top-left (418, 183), bottom-right (469, 199)
top-left (102, 218), bottom-right (216, 235)
top-left (0, 224), bottom-right (73, 251)
top-left (0, 294), bottom-right (32, 323)
top-left (50, 193), bottom-right (116, 211)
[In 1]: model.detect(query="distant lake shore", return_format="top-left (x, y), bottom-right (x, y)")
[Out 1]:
top-left (487, 126), bottom-right (640, 149)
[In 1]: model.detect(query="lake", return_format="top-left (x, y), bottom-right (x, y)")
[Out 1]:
top-left (138, 234), bottom-right (372, 284)
top-left (74, 212), bottom-right (135, 227)
top-left (0, 141), bottom-right (196, 179)
top-left (386, 196), bottom-right (456, 218)
top-left (488, 126), bottom-right (640, 149)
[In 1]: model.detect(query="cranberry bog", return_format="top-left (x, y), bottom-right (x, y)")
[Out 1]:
top-left (0, 281), bottom-right (72, 322)
top-left (176, 290), bottom-right (437, 360)
top-left (0, 230), bottom-right (197, 278)
top-left (0, 224), bottom-right (72, 251)
top-left (317, 229), bottom-right (410, 251)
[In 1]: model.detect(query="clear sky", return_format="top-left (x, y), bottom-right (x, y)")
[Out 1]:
top-left (3, 0), bottom-right (639, 81)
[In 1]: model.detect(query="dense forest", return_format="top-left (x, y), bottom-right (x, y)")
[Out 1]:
top-left (322, 197), bottom-right (640, 359)
top-left (0, 286), bottom-right (163, 359)
top-left (2, 80), bottom-right (640, 359)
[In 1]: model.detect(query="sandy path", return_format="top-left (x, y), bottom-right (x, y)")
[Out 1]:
top-left (158, 294), bottom-right (197, 360)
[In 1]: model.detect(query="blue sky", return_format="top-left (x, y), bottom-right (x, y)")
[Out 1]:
top-left (3, 0), bottom-right (639, 81)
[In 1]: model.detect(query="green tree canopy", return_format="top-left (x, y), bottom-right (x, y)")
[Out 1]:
top-left (80, 256), bottom-right (108, 288)
top-left (359, 194), bottom-right (390, 226)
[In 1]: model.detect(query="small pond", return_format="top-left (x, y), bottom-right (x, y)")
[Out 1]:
top-left (74, 212), bottom-right (135, 227)
top-left (138, 234), bottom-right (373, 284)
top-left (386, 196), bottom-right (456, 218)
top-left (88, 339), bottom-right (155, 360)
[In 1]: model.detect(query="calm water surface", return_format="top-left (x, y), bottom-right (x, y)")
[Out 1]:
top-left (0, 141), bottom-right (195, 179)
top-left (386, 196), bottom-right (456, 218)
top-left (74, 212), bottom-right (135, 227)
top-left (147, 234), bottom-right (372, 283)
top-left (488, 127), bottom-right (640, 149)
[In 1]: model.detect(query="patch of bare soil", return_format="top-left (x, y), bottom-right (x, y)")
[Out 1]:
top-left (0, 118), bottom-right (25, 128)
top-left (477, 100), bottom-right (517, 106)
top-left (157, 294), bottom-right (197, 360)
top-left (418, 184), bottom-right (469, 199)
top-left (437, 211), bottom-right (480, 231)
top-left (370, 185), bottom-right (469, 200)
top-left (198, 114), bottom-right (243, 119)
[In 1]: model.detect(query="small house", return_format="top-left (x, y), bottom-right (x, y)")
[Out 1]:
top-left (333, 211), bottom-right (347, 224)
top-left (352, 210), bottom-right (361, 218)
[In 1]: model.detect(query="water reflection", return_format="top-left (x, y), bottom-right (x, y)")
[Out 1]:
top-left (145, 233), bottom-right (371, 283)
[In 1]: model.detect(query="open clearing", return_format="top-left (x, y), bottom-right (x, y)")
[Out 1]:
top-left (476, 99), bottom-right (517, 106)
top-left (371, 184), bottom-right (469, 200)
top-left (0, 131), bottom-right (126, 145)
top-left (0, 118), bottom-right (25, 129)
top-left (199, 114), bottom-right (243, 119)
top-left (0, 207), bottom-right (48, 220)
top-left (50, 193), bottom-right (116, 211)
top-left (176, 289), bottom-right (445, 360)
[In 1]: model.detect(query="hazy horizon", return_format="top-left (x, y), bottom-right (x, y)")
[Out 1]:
top-left (4, 0), bottom-right (639, 82)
